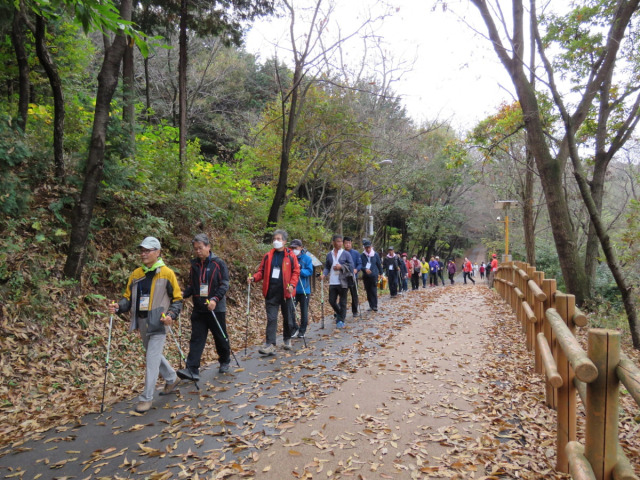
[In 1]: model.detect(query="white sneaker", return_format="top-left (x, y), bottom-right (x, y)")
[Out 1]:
top-left (283, 339), bottom-right (292, 350)
top-left (259, 344), bottom-right (276, 355)
top-left (290, 328), bottom-right (299, 338)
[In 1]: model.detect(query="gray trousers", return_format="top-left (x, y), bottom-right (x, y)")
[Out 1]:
top-left (265, 295), bottom-right (293, 345)
top-left (138, 318), bottom-right (177, 402)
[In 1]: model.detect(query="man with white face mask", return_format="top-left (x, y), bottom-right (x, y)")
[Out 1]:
top-left (248, 229), bottom-right (300, 355)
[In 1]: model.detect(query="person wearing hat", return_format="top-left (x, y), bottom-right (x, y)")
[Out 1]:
top-left (179, 233), bottom-right (230, 380)
top-left (488, 253), bottom-right (499, 288)
top-left (382, 246), bottom-right (402, 297)
top-left (289, 239), bottom-right (314, 338)
top-left (108, 237), bottom-right (183, 413)
top-left (360, 239), bottom-right (382, 311)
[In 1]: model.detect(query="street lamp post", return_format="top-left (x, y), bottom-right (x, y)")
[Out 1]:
top-left (367, 159), bottom-right (393, 238)
top-left (494, 200), bottom-right (518, 262)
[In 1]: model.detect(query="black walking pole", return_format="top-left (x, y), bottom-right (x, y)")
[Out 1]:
top-left (320, 275), bottom-right (325, 329)
top-left (164, 316), bottom-right (199, 390)
top-left (245, 281), bottom-right (251, 355)
top-left (100, 313), bottom-right (114, 413)
top-left (206, 303), bottom-right (241, 367)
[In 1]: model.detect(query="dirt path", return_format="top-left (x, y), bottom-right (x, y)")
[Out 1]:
top-left (0, 284), bottom-right (572, 479)
top-left (250, 285), bottom-right (491, 479)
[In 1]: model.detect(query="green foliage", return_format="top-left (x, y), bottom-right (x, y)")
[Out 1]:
top-left (0, 116), bottom-right (32, 216)
top-left (535, 241), bottom-right (566, 291)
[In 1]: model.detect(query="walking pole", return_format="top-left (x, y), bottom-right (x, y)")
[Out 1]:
top-left (290, 297), bottom-right (307, 348)
top-left (100, 314), bottom-right (114, 414)
top-left (245, 281), bottom-right (251, 355)
top-left (321, 275), bottom-right (325, 329)
top-left (206, 303), bottom-right (241, 367)
top-left (164, 318), bottom-right (199, 391)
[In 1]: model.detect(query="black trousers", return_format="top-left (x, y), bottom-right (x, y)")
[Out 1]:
top-left (463, 272), bottom-right (475, 284)
top-left (347, 283), bottom-right (359, 314)
top-left (411, 273), bottom-right (420, 290)
top-left (293, 293), bottom-right (309, 334)
top-left (362, 275), bottom-right (378, 310)
top-left (329, 284), bottom-right (348, 322)
top-left (429, 272), bottom-right (438, 285)
top-left (438, 271), bottom-right (445, 285)
top-left (387, 271), bottom-right (398, 296)
top-left (186, 310), bottom-right (230, 372)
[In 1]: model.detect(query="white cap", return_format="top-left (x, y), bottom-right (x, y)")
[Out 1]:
top-left (139, 237), bottom-right (161, 250)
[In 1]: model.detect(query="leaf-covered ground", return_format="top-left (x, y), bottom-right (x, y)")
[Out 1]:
top-left (1, 283), bottom-right (639, 479)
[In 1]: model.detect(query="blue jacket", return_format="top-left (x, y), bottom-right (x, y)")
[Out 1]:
top-left (360, 251), bottom-right (382, 278)
top-left (295, 250), bottom-right (314, 295)
top-left (429, 260), bottom-right (439, 273)
top-left (347, 248), bottom-right (362, 276)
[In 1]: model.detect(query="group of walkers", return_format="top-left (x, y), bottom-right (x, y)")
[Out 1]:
top-left (106, 230), bottom-right (499, 414)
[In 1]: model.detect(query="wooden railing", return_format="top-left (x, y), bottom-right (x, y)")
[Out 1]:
top-left (494, 262), bottom-right (640, 480)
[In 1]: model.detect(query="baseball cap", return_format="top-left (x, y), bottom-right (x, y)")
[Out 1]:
top-left (401, 252), bottom-right (407, 257)
top-left (290, 239), bottom-right (303, 248)
top-left (139, 237), bottom-right (161, 250)
top-left (492, 253), bottom-right (497, 258)
top-left (362, 239), bottom-right (372, 247)
top-left (387, 246), bottom-right (394, 250)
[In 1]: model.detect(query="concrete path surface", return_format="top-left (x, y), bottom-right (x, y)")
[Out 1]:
top-left (0, 283), bottom-right (565, 479)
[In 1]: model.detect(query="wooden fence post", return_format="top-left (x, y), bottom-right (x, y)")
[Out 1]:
top-left (555, 293), bottom-right (577, 473)
top-left (543, 279), bottom-right (557, 409)
top-left (533, 271), bottom-right (545, 374)
top-left (585, 329), bottom-right (620, 480)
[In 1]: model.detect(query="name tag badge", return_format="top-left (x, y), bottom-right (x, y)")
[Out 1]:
top-left (389, 265), bottom-right (394, 271)
top-left (139, 295), bottom-right (150, 311)
top-left (272, 267), bottom-right (281, 279)
top-left (200, 284), bottom-right (208, 296)
top-left (366, 262), bottom-right (371, 269)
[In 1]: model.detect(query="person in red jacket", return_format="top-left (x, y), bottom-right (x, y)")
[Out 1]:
top-left (488, 253), bottom-right (499, 288)
top-left (463, 257), bottom-right (475, 285)
top-left (248, 229), bottom-right (300, 355)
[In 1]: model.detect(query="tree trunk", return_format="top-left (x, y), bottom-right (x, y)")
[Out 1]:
top-left (571, 158), bottom-right (640, 348)
top-left (11, 8), bottom-right (29, 132)
top-left (144, 56), bottom-right (151, 122)
top-left (264, 67), bottom-right (303, 241)
top-left (471, 0), bottom-right (589, 304)
top-left (122, 37), bottom-right (136, 149)
top-left (63, 0), bottom-right (132, 280)
top-left (523, 145), bottom-right (536, 265)
top-left (34, 15), bottom-right (65, 179)
top-left (177, 0), bottom-right (188, 192)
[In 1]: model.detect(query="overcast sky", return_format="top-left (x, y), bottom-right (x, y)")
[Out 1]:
top-left (243, 0), bottom-right (517, 132)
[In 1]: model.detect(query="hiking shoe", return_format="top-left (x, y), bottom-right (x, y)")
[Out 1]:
top-left (290, 328), bottom-right (299, 338)
top-left (177, 368), bottom-right (200, 382)
top-left (159, 378), bottom-right (181, 396)
top-left (135, 401), bottom-right (152, 413)
top-left (336, 321), bottom-right (345, 329)
top-left (297, 332), bottom-right (305, 338)
top-left (259, 344), bottom-right (276, 355)
top-left (218, 362), bottom-right (230, 374)
top-left (283, 339), bottom-right (292, 350)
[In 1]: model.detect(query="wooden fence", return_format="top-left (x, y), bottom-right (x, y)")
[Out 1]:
top-left (494, 262), bottom-right (640, 480)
